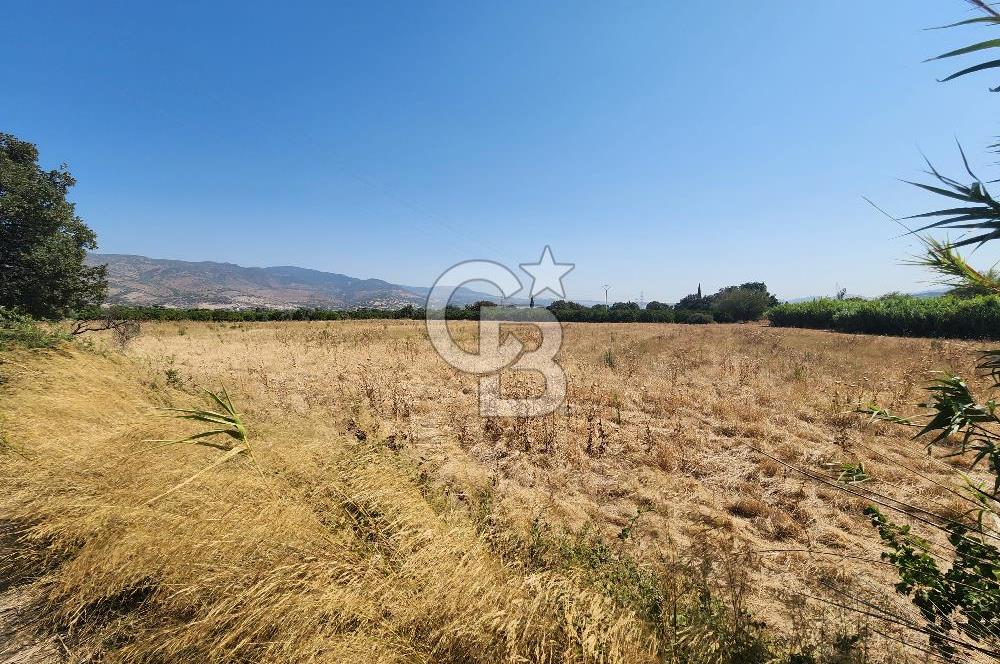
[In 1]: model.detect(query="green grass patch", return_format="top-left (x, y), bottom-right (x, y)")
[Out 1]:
top-left (0, 307), bottom-right (67, 350)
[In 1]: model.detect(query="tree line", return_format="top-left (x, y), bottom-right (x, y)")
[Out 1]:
top-left (74, 281), bottom-right (779, 326)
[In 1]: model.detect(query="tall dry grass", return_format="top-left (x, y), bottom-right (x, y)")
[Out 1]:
top-left (0, 348), bottom-right (657, 663)
top-left (1, 320), bottom-right (991, 662)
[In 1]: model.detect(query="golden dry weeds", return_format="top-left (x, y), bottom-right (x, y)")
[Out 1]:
top-left (0, 320), bottom-right (990, 662)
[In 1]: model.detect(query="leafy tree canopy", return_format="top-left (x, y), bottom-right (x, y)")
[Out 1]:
top-left (676, 282), bottom-right (778, 321)
top-left (712, 287), bottom-right (776, 323)
top-left (676, 293), bottom-right (712, 311)
top-left (547, 299), bottom-right (585, 311)
top-left (610, 301), bottom-right (640, 311)
top-left (465, 299), bottom-right (497, 312)
top-left (0, 133), bottom-right (107, 319)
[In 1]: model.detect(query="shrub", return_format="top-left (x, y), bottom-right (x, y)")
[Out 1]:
top-left (865, 358), bottom-right (1000, 659)
top-left (767, 298), bottom-right (864, 330)
top-left (0, 306), bottom-right (66, 350)
top-left (678, 311), bottom-right (714, 324)
top-left (71, 316), bottom-right (142, 350)
top-left (767, 295), bottom-right (1000, 340)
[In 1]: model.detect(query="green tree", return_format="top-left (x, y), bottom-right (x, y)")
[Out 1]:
top-left (609, 301), bottom-right (640, 311)
top-left (711, 287), bottom-right (774, 322)
top-left (733, 281), bottom-right (778, 304)
top-left (677, 283), bottom-right (776, 321)
top-left (675, 292), bottom-right (711, 311)
top-left (547, 299), bottom-right (585, 311)
top-left (465, 299), bottom-right (497, 313)
top-left (0, 133), bottom-right (106, 318)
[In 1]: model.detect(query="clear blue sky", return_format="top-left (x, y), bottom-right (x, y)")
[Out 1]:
top-left (5, 1), bottom-right (1000, 302)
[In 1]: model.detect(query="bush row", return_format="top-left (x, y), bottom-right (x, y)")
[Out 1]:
top-left (766, 295), bottom-right (1000, 339)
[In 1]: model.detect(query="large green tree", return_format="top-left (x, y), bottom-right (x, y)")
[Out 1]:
top-left (0, 133), bottom-right (107, 318)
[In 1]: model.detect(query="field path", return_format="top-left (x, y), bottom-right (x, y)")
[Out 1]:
top-left (0, 587), bottom-right (60, 664)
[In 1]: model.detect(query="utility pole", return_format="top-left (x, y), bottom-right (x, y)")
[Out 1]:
top-left (639, 290), bottom-right (645, 308)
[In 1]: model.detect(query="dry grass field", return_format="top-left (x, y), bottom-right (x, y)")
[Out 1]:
top-left (0, 320), bottom-right (992, 663)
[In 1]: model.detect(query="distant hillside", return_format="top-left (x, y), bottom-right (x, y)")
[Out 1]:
top-left (86, 254), bottom-right (501, 310)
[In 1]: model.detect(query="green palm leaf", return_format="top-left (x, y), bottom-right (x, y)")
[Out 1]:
top-left (926, 38), bottom-right (1000, 62)
top-left (143, 387), bottom-right (258, 503)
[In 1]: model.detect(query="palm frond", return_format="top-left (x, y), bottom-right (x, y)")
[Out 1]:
top-left (904, 236), bottom-right (1000, 296)
top-left (902, 151), bottom-right (1000, 248)
top-left (143, 387), bottom-right (258, 503)
top-left (978, 350), bottom-right (1000, 387)
top-left (930, 3), bottom-right (1000, 89)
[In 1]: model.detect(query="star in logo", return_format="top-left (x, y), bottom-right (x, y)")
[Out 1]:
top-left (520, 246), bottom-right (574, 299)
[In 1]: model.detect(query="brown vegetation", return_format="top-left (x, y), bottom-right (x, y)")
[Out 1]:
top-left (0, 320), bottom-right (991, 662)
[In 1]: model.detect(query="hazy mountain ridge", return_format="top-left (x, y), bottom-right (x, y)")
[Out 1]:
top-left (784, 289), bottom-right (948, 303)
top-left (86, 253), bottom-right (498, 309)
top-left (88, 254), bottom-right (947, 311)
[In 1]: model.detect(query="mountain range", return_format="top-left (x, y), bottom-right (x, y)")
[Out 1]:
top-left (86, 253), bottom-right (507, 310)
top-left (86, 254), bottom-right (948, 311)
